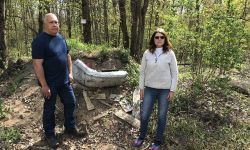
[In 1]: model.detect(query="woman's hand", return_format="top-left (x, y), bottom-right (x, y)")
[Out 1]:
top-left (140, 89), bottom-right (144, 100)
top-left (167, 91), bottom-right (175, 100)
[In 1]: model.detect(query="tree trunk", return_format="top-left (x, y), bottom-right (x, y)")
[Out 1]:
top-left (130, 0), bottom-right (140, 59)
top-left (66, 3), bottom-right (72, 38)
top-left (118, 0), bottom-right (129, 49)
top-left (130, 0), bottom-right (149, 60)
top-left (93, 0), bottom-right (101, 44)
top-left (111, 0), bottom-right (118, 47)
top-left (23, 7), bottom-right (28, 56)
top-left (227, 0), bottom-right (232, 14)
top-left (81, 0), bottom-right (92, 43)
top-left (0, 0), bottom-right (7, 69)
top-left (103, 0), bottom-right (109, 43)
top-left (38, 0), bottom-right (50, 34)
top-left (148, 0), bottom-right (155, 40)
top-left (241, 0), bottom-right (248, 20)
top-left (192, 0), bottom-right (201, 76)
top-left (137, 0), bottom-right (149, 58)
top-left (38, 4), bottom-right (43, 34)
top-left (29, 6), bottom-right (37, 38)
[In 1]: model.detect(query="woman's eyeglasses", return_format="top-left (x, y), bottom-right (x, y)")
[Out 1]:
top-left (154, 36), bottom-right (165, 39)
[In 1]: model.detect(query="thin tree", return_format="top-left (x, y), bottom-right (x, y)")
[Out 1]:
top-left (103, 0), bottom-right (109, 43)
top-left (130, 0), bottom-right (149, 60)
top-left (81, 0), bottom-right (92, 43)
top-left (0, 0), bottom-right (7, 69)
top-left (38, 0), bottom-right (50, 34)
top-left (66, 1), bottom-right (72, 38)
top-left (118, 0), bottom-right (129, 49)
top-left (137, 0), bottom-right (149, 58)
top-left (130, 0), bottom-right (140, 59)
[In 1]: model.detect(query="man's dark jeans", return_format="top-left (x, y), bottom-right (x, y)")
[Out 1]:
top-left (43, 83), bottom-right (76, 137)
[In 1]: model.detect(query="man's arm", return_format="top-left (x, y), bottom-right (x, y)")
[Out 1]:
top-left (33, 59), bottom-right (51, 99)
top-left (67, 54), bottom-right (73, 81)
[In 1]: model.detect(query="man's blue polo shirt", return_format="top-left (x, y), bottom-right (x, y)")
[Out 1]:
top-left (32, 32), bottom-right (69, 86)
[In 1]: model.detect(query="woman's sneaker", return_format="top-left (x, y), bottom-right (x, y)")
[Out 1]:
top-left (132, 138), bottom-right (143, 147)
top-left (149, 143), bottom-right (160, 150)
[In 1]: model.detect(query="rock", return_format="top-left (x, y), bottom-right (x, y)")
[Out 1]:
top-left (19, 115), bottom-right (24, 119)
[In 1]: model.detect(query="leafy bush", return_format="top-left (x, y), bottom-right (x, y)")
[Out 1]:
top-left (125, 57), bottom-right (140, 87)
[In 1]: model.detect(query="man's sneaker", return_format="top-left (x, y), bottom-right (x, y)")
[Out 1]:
top-left (64, 127), bottom-right (86, 138)
top-left (149, 143), bottom-right (160, 150)
top-left (45, 135), bottom-right (59, 148)
top-left (132, 138), bottom-right (143, 147)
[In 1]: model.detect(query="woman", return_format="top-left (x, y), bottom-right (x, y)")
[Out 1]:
top-left (132, 28), bottom-right (178, 150)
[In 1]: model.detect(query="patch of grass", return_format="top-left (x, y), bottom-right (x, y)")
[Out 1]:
top-left (0, 99), bottom-right (6, 119)
top-left (67, 39), bottom-right (130, 65)
top-left (165, 114), bottom-right (250, 150)
top-left (167, 115), bottom-right (206, 149)
top-left (5, 82), bottom-right (18, 96)
top-left (178, 66), bottom-right (192, 80)
top-left (161, 68), bottom-right (250, 149)
top-left (0, 126), bottom-right (20, 143)
top-left (67, 39), bottom-right (111, 54)
top-left (4, 71), bottom-right (29, 96)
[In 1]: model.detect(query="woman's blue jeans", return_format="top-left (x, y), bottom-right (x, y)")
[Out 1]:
top-left (139, 87), bottom-right (170, 145)
top-left (43, 83), bottom-right (76, 137)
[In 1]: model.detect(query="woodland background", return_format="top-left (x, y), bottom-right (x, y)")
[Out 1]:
top-left (0, 0), bottom-right (249, 74)
top-left (0, 0), bottom-right (249, 149)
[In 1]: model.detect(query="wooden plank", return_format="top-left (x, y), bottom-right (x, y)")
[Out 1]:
top-left (92, 110), bottom-right (110, 122)
top-left (83, 90), bottom-right (95, 111)
top-left (132, 87), bottom-right (141, 119)
top-left (119, 98), bottom-right (132, 113)
top-left (111, 94), bottom-right (123, 102)
top-left (114, 110), bottom-right (140, 128)
top-left (95, 93), bottom-right (106, 100)
top-left (98, 100), bottom-right (112, 107)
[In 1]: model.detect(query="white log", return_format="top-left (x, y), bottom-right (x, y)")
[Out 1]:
top-left (73, 59), bottom-right (128, 87)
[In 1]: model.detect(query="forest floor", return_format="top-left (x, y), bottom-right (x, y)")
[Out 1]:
top-left (0, 52), bottom-right (249, 150)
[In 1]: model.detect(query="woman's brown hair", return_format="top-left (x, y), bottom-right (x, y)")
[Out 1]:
top-left (149, 28), bottom-right (173, 53)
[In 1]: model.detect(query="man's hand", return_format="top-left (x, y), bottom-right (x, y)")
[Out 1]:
top-left (42, 85), bottom-right (51, 99)
top-left (167, 91), bottom-right (175, 100)
top-left (69, 73), bottom-right (74, 83)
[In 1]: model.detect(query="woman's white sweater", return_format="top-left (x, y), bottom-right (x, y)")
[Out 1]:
top-left (139, 49), bottom-right (178, 91)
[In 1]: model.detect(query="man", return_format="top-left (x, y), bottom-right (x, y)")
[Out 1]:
top-left (32, 13), bottom-right (85, 148)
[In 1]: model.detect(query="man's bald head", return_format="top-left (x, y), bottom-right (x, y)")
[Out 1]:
top-left (43, 13), bottom-right (59, 36)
